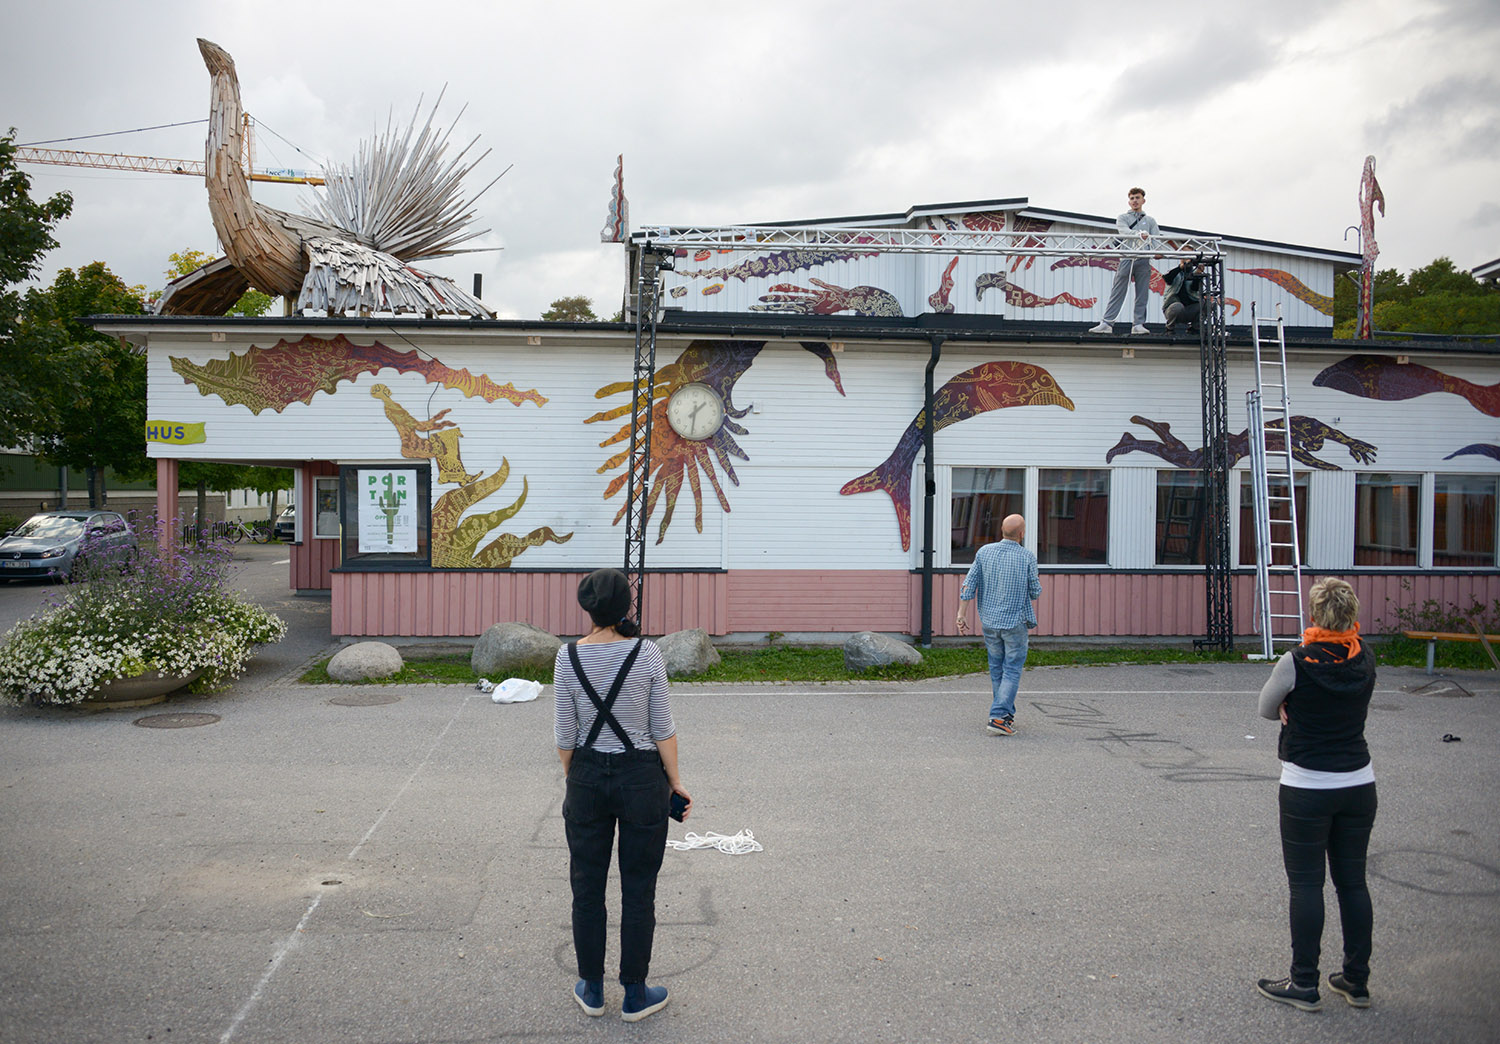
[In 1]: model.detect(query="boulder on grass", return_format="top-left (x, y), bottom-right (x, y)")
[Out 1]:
top-left (473, 622), bottom-right (561, 676)
top-left (843, 631), bottom-right (923, 671)
top-left (656, 628), bottom-right (722, 678)
top-left (328, 641), bottom-right (404, 681)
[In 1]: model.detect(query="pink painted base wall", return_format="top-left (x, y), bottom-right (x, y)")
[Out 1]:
top-left (329, 568), bottom-right (1500, 639)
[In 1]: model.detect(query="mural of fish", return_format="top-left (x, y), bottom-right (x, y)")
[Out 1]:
top-left (840, 361), bottom-right (1075, 550)
top-left (1443, 444), bottom-right (1500, 462)
top-left (1230, 268), bottom-right (1335, 315)
top-left (1313, 354), bottom-right (1500, 416)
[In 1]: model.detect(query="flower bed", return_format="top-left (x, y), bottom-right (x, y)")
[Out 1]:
top-left (0, 522), bottom-right (287, 706)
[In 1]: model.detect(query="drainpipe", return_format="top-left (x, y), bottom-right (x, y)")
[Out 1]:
top-left (920, 333), bottom-right (946, 647)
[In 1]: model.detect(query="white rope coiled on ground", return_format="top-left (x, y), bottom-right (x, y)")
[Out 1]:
top-left (666, 830), bottom-right (763, 855)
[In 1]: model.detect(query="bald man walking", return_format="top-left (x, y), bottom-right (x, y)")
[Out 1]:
top-left (956, 514), bottom-right (1041, 736)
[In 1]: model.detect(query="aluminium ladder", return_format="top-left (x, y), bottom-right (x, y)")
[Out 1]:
top-left (1246, 303), bottom-right (1305, 659)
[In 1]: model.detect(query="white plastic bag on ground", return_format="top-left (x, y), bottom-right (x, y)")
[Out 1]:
top-left (479, 677), bottom-right (542, 703)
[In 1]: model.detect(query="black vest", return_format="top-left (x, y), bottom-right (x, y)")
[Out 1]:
top-left (1280, 642), bottom-right (1375, 772)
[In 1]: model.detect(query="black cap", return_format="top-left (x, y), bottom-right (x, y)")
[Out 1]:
top-left (577, 568), bottom-right (631, 627)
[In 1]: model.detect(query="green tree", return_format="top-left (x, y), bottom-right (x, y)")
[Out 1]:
top-left (161, 248), bottom-right (274, 316)
top-left (0, 129), bottom-right (74, 451)
top-left (24, 263), bottom-right (149, 505)
top-left (1334, 257), bottom-right (1500, 338)
top-left (541, 294), bottom-right (598, 322)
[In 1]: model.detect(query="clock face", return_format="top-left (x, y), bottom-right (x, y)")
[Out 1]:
top-left (666, 383), bottom-right (725, 440)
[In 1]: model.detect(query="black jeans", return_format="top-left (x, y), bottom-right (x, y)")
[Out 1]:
top-left (1278, 782), bottom-right (1378, 987)
top-left (563, 748), bottom-right (670, 983)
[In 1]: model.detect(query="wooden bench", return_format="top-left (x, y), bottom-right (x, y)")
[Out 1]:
top-left (1403, 630), bottom-right (1500, 674)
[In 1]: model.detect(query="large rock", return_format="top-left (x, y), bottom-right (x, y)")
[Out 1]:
top-left (328, 641), bottom-right (404, 681)
top-left (656, 628), bottom-right (722, 678)
top-left (472, 621), bottom-right (561, 676)
top-left (843, 631), bottom-right (923, 671)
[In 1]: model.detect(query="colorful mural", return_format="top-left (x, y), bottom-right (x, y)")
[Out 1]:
top-left (586, 340), bottom-right (846, 542)
top-left (1229, 269), bottom-right (1335, 315)
top-left (675, 247), bottom-right (881, 282)
top-left (1105, 414), bottom-right (1377, 470)
top-left (372, 384), bottom-right (571, 568)
top-left (974, 271), bottom-right (1095, 310)
top-left (751, 280), bottom-right (903, 317)
top-left (928, 257), bottom-right (960, 314)
top-left (169, 335), bottom-right (547, 414)
top-left (1050, 257), bottom-right (1243, 315)
top-left (841, 361), bottom-right (1075, 550)
top-left (1313, 354), bottom-right (1500, 416)
top-left (169, 335), bottom-right (566, 568)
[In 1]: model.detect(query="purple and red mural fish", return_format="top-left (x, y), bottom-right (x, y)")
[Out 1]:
top-left (1229, 269), bottom-right (1335, 315)
top-left (1106, 414), bottom-right (1377, 471)
top-left (675, 248), bottom-right (881, 282)
top-left (841, 361), bottom-right (1075, 550)
top-left (752, 279), bottom-right (903, 317)
top-left (1313, 355), bottom-right (1500, 417)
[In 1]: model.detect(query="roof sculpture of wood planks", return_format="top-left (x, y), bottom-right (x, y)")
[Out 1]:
top-left (156, 39), bottom-right (497, 319)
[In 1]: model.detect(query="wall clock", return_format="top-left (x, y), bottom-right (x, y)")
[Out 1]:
top-left (665, 382), bottom-right (725, 440)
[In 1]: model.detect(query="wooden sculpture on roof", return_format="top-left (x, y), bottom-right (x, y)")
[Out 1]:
top-left (157, 39), bottom-right (496, 318)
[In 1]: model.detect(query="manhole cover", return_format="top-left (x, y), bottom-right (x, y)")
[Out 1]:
top-left (329, 692), bottom-right (401, 707)
top-left (133, 712), bottom-right (221, 729)
top-left (1405, 680), bottom-right (1473, 698)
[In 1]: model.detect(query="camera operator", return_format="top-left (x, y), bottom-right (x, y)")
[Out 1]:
top-left (1162, 255), bottom-right (1205, 334)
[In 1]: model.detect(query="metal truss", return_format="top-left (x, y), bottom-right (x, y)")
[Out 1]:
top-left (622, 244), bottom-right (673, 627)
top-left (623, 225), bottom-right (1231, 644)
top-left (633, 225), bottom-right (1223, 260)
top-left (1195, 259), bottom-right (1234, 651)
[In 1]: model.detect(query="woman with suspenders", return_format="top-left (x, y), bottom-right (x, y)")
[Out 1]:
top-left (554, 568), bottom-right (692, 1022)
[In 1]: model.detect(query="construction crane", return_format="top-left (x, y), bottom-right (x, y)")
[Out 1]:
top-left (15, 114), bottom-right (324, 186)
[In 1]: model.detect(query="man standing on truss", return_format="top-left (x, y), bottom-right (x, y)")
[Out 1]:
top-left (1090, 187), bottom-right (1160, 336)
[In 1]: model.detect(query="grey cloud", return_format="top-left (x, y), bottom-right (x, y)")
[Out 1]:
top-left (1366, 75), bottom-right (1500, 160)
top-left (1471, 202), bottom-right (1500, 227)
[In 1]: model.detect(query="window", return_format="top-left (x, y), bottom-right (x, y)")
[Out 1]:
top-left (1238, 473), bottom-right (1308, 567)
top-left (1434, 475), bottom-right (1497, 567)
top-left (314, 476), bottom-right (341, 539)
top-left (339, 465), bottom-right (431, 566)
top-left (1354, 473), bottom-right (1419, 566)
top-left (951, 467), bottom-right (1024, 564)
top-left (1156, 471), bottom-right (1206, 565)
top-left (1038, 469), bottom-right (1108, 564)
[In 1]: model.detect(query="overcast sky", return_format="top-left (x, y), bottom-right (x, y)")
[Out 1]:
top-left (3, 0), bottom-right (1497, 319)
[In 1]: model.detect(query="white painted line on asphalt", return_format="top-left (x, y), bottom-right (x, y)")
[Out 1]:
top-left (219, 694), bottom-right (472, 1042)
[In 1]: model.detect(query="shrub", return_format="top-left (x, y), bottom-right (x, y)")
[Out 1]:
top-left (0, 520), bottom-right (287, 705)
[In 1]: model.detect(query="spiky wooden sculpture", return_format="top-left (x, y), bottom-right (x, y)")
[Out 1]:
top-left (157, 39), bottom-right (496, 318)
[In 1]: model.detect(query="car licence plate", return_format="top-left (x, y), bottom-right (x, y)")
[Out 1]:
top-left (1, 559), bottom-right (33, 569)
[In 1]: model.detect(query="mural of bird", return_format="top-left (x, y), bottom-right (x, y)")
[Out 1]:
top-left (157, 39), bottom-right (494, 318)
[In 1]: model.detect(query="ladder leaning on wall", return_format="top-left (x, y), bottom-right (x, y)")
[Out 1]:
top-left (1246, 302), bottom-right (1306, 660)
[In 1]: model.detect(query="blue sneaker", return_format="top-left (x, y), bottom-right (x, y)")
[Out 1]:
top-left (621, 982), bottom-right (668, 1022)
top-left (573, 979), bottom-right (604, 1016)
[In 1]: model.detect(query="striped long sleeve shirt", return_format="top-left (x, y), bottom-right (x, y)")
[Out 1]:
top-left (553, 638), bottom-right (675, 752)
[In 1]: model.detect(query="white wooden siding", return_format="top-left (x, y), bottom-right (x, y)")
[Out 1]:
top-left (146, 332), bottom-right (1500, 574)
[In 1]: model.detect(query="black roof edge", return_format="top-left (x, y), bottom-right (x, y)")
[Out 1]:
top-left (88, 312), bottom-right (1500, 354)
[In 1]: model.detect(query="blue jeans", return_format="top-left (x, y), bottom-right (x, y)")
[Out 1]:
top-left (564, 748), bottom-right (671, 983)
top-left (982, 621), bottom-right (1030, 720)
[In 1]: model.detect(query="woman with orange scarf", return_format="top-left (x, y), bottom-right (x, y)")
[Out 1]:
top-left (1254, 577), bottom-right (1378, 1013)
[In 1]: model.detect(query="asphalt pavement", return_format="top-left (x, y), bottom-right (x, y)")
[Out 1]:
top-left (1, 546), bottom-right (1497, 1043)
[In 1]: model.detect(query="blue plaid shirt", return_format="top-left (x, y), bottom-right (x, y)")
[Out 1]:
top-left (960, 539), bottom-right (1041, 631)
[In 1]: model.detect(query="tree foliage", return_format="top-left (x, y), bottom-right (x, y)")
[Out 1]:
top-left (162, 248), bottom-right (274, 316)
top-left (0, 129), bottom-right (74, 448)
top-left (541, 294), bottom-right (598, 322)
top-left (1333, 256), bottom-right (1500, 338)
top-left (24, 263), bottom-right (150, 488)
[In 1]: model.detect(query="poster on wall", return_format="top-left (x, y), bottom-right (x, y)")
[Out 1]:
top-left (315, 476), bottom-right (341, 539)
top-left (359, 469), bottom-right (418, 553)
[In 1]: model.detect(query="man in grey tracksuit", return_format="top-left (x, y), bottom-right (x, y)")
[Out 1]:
top-left (1090, 187), bottom-right (1160, 335)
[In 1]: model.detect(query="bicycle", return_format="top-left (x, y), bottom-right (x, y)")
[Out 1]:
top-left (225, 518), bottom-right (271, 544)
